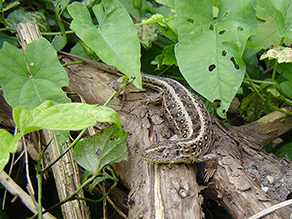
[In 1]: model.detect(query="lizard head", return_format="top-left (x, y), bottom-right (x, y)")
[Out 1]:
top-left (142, 140), bottom-right (192, 164)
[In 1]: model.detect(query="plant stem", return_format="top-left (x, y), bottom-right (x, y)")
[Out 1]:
top-left (271, 61), bottom-right (278, 81)
top-left (152, 41), bottom-right (165, 50)
top-left (0, 26), bottom-right (15, 32)
top-left (245, 72), bottom-right (292, 116)
top-left (103, 77), bottom-right (135, 107)
top-left (0, 12), bottom-right (9, 27)
top-left (243, 78), bottom-right (275, 85)
top-left (54, 5), bottom-right (67, 43)
top-left (29, 174), bottom-right (97, 219)
top-left (76, 177), bottom-right (118, 203)
top-left (41, 29), bottom-right (74, 36)
top-left (157, 65), bottom-right (173, 77)
top-left (36, 138), bottom-right (49, 218)
top-left (245, 72), bottom-right (265, 101)
top-left (36, 173), bottom-right (42, 219)
top-left (280, 37), bottom-right (285, 45)
top-left (62, 60), bottom-right (84, 67)
top-left (40, 129), bottom-right (86, 173)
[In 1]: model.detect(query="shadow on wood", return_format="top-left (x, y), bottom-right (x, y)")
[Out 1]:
top-left (60, 54), bottom-right (292, 219)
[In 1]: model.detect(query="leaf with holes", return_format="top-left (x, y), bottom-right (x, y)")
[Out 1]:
top-left (0, 38), bottom-right (70, 110)
top-left (175, 0), bottom-right (257, 117)
top-left (73, 125), bottom-right (129, 175)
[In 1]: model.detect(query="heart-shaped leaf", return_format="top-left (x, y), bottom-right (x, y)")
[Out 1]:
top-left (0, 37), bottom-right (70, 110)
top-left (175, 0), bottom-right (257, 117)
top-left (73, 125), bottom-right (129, 175)
top-left (68, 1), bottom-right (141, 88)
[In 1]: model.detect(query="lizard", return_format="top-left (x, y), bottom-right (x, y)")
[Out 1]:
top-left (59, 51), bottom-right (215, 164)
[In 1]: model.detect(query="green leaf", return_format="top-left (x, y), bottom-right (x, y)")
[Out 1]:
top-left (159, 15), bottom-right (177, 40)
top-left (267, 87), bottom-right (281, 97)
top-left (274, 141), bottom-right (292, 159)
top-left (13, 107), bottom-right (33, 132)
top-left (174, 0), bottom-right (257, 118)
top-left (249, 17), bottom-right (292, 52)
top-left (270, 132), bottom-right (292, 159)
top-left (11, 102), bottom-right (123, 138)
top-left (156, 0), bottom-right (174, 8)
top-left (154, 44), bottom-right (177, 67)
top-left (0, 131), bottom-right (21, 173)
top-left (0, 33), bottom-right (18, 49)
top-left (70, 42), bottom-right (94, 59)
top-left (73, 125), bottom-right (129, 175)
top-left (255, 0), bottom-right (292, 39)
top-left (278, 63), bottom-right (292, 84)
top-left (252, 18), bottom-right (281, 49)
top-left (26, 103), bottom-right (122, 134)
top-left (116, 0), bottom-right (141, 17)
top-left (132, 0), bottom-right (142, 9)
top-left (51, 35), bottom-right (67, 51)
top-left (5, 8), bottom-right (50, 32)
top-left (67, 1), bottom-right (141, 89)
top-left (279, 81), bottom-right (292, 99)
top-left (244, 53), bottom-right (261, 80)
top-left (0, 130), bottom-right (13, 172)
top-left (88, 176), bottom-right (109, 194)
top-left (1, 1), bottom-right (20, 13)
top-left (29, 100), bottom-right (53, 119)
top-left (0, 38), bottom-right (70, 109)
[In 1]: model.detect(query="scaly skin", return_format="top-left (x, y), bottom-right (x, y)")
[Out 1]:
top-left (59, 51), bottom-right (213, 163)
top-left (141, 75), bottom-right (212, 163)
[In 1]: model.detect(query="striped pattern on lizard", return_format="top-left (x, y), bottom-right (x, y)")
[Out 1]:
top-left (141, 74), bottom-right (212, 164)
top-left (59, 51), bottom-right (213, 164)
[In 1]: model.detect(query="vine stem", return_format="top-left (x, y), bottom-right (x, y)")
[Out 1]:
top-left (271, 61), bottom-right (278, 81)
top-left (245, 72), bottom-right (292, 116)
top-left (243, 78), bottom-right (275, 85)
top-left (36, 172), bottom-right (42, 219)
top-left (103, 77), bottom-right (134, 107)
top-left (28, 174), bottom-right (97, 219)
top-left (271, 36), bottom-right (285, 81)
top-left (35, 59), bottom-right (129, 217)
top-left (40, 128), bottom-right (86, 174)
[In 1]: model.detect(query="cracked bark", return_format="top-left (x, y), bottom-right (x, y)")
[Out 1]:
top-left (1, 52), bottom-right (292, 218)
top-left (60, 55), bottom-right (292, 219)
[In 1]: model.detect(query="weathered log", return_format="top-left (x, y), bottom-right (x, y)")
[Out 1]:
top-left (16, 23), bottom-right (91, 219)
top-left (61, 54), bottom-right (292, 218)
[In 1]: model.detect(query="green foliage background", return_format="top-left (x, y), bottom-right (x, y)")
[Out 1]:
top-left (1, 0), bottom-right (292, 118)
top-left (0, 0), bottom-right (291, 172)
top-left (0, 0), bottom-right (292, 217)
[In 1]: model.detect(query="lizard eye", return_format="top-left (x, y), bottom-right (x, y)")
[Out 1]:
top-left (158, 148), bottom-right (165, 153)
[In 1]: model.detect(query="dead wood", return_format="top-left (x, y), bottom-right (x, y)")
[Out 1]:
top-left (60, 54), bottom-right (292, 219)
top-left (0, 51), bottom-right (291, 218)
top-left (15, 23), bottom-right (90, 219)
top-left (204, 118), bottom-right (292, 219)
